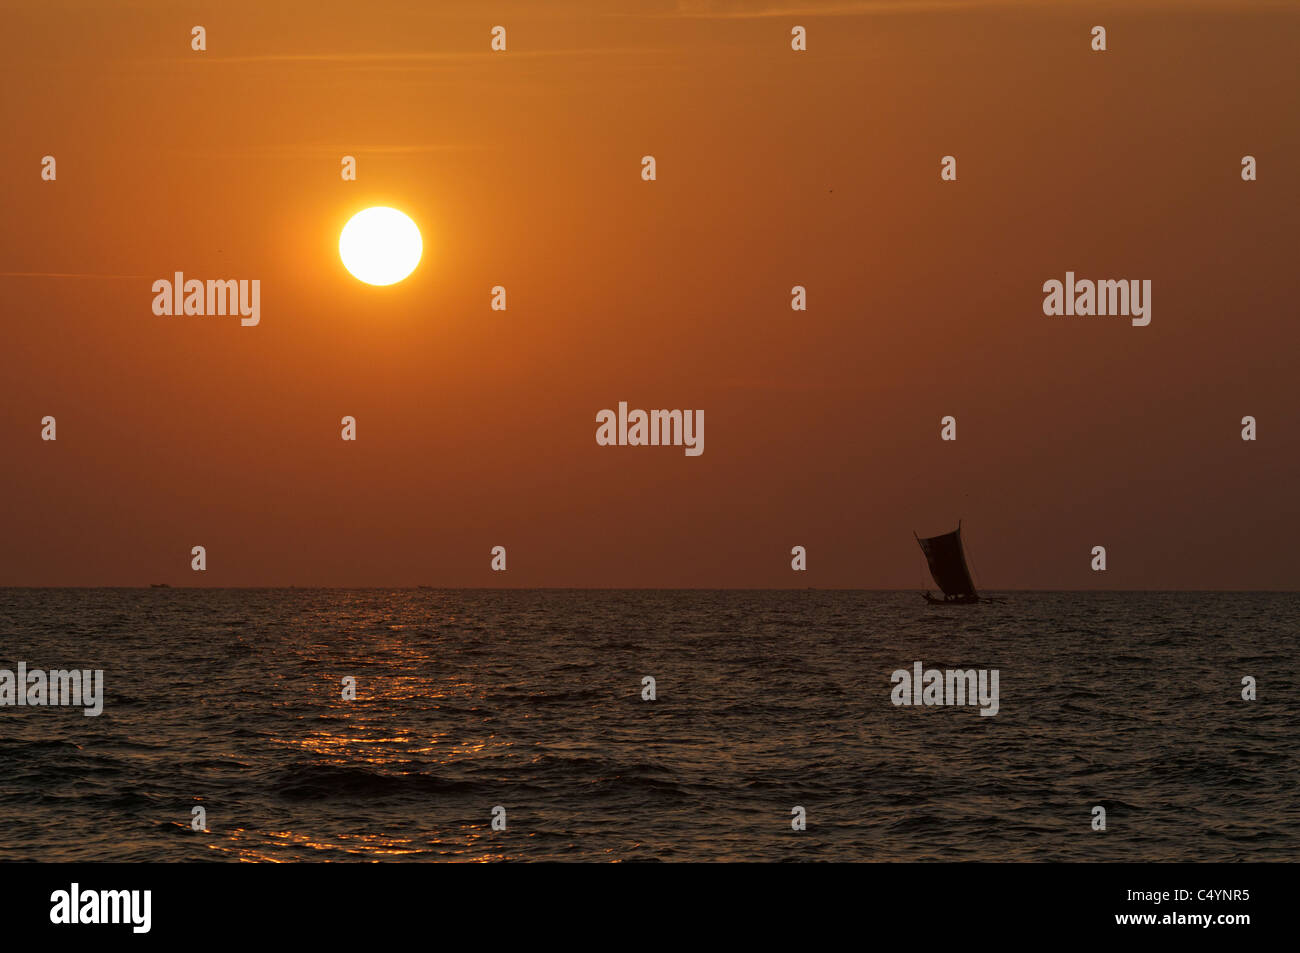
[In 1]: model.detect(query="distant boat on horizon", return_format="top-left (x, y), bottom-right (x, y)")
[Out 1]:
top-left (914, 521), bottom-right (991, 604)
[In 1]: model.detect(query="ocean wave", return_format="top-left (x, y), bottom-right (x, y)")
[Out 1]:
top-left (274, 762), bottom-right (481, 800)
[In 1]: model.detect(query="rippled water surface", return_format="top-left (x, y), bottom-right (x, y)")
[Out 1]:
top-left (0, 589), bottom-right (1295, 861)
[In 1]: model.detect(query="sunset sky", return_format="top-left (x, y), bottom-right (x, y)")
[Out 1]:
top-left (2, 0), bottom-right (1296, 588)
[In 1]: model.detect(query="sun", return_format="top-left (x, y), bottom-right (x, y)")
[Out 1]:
top-left (339, 207), bottom-right (422, 286)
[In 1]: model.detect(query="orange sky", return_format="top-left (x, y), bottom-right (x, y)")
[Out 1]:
top-left (1, 0), bottom-right (1297, 588)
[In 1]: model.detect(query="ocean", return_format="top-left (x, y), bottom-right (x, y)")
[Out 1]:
top-left (0, 589), bottom-right (1295, 862)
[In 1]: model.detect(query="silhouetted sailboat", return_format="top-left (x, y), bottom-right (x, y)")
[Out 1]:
top-left (914, 521), bottom-right (987, 604)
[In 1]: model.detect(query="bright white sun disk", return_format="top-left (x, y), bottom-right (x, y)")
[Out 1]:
top-left (339, 207), bottom-right (422, 286)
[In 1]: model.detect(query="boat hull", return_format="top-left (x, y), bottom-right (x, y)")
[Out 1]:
top-left (922, 592), bottom-right (981, 605)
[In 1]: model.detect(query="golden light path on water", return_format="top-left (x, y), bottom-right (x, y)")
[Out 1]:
top-left (197, 617), bottom-right (530, 861)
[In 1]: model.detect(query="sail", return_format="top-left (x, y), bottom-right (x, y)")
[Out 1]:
top-left (915, 524), bottom-right (977, 599)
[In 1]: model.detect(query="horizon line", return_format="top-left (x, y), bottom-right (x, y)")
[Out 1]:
top-left (1, 586), bottom-right (1296, 593)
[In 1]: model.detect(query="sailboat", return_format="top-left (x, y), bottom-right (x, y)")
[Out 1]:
top-left (914, 520), bottom-right (987, 604)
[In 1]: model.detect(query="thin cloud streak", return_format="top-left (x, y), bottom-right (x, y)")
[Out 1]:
top-left (620, 0), bottom-right (1296, 17)
top-left (0, 272), bottom-right (149, 280)
top-left (164, 143), bottom-right (491, 158)
top-left (630, 0), bottom-right (1021, 17)
top-left (158, 48), bottom-right (670, 66)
